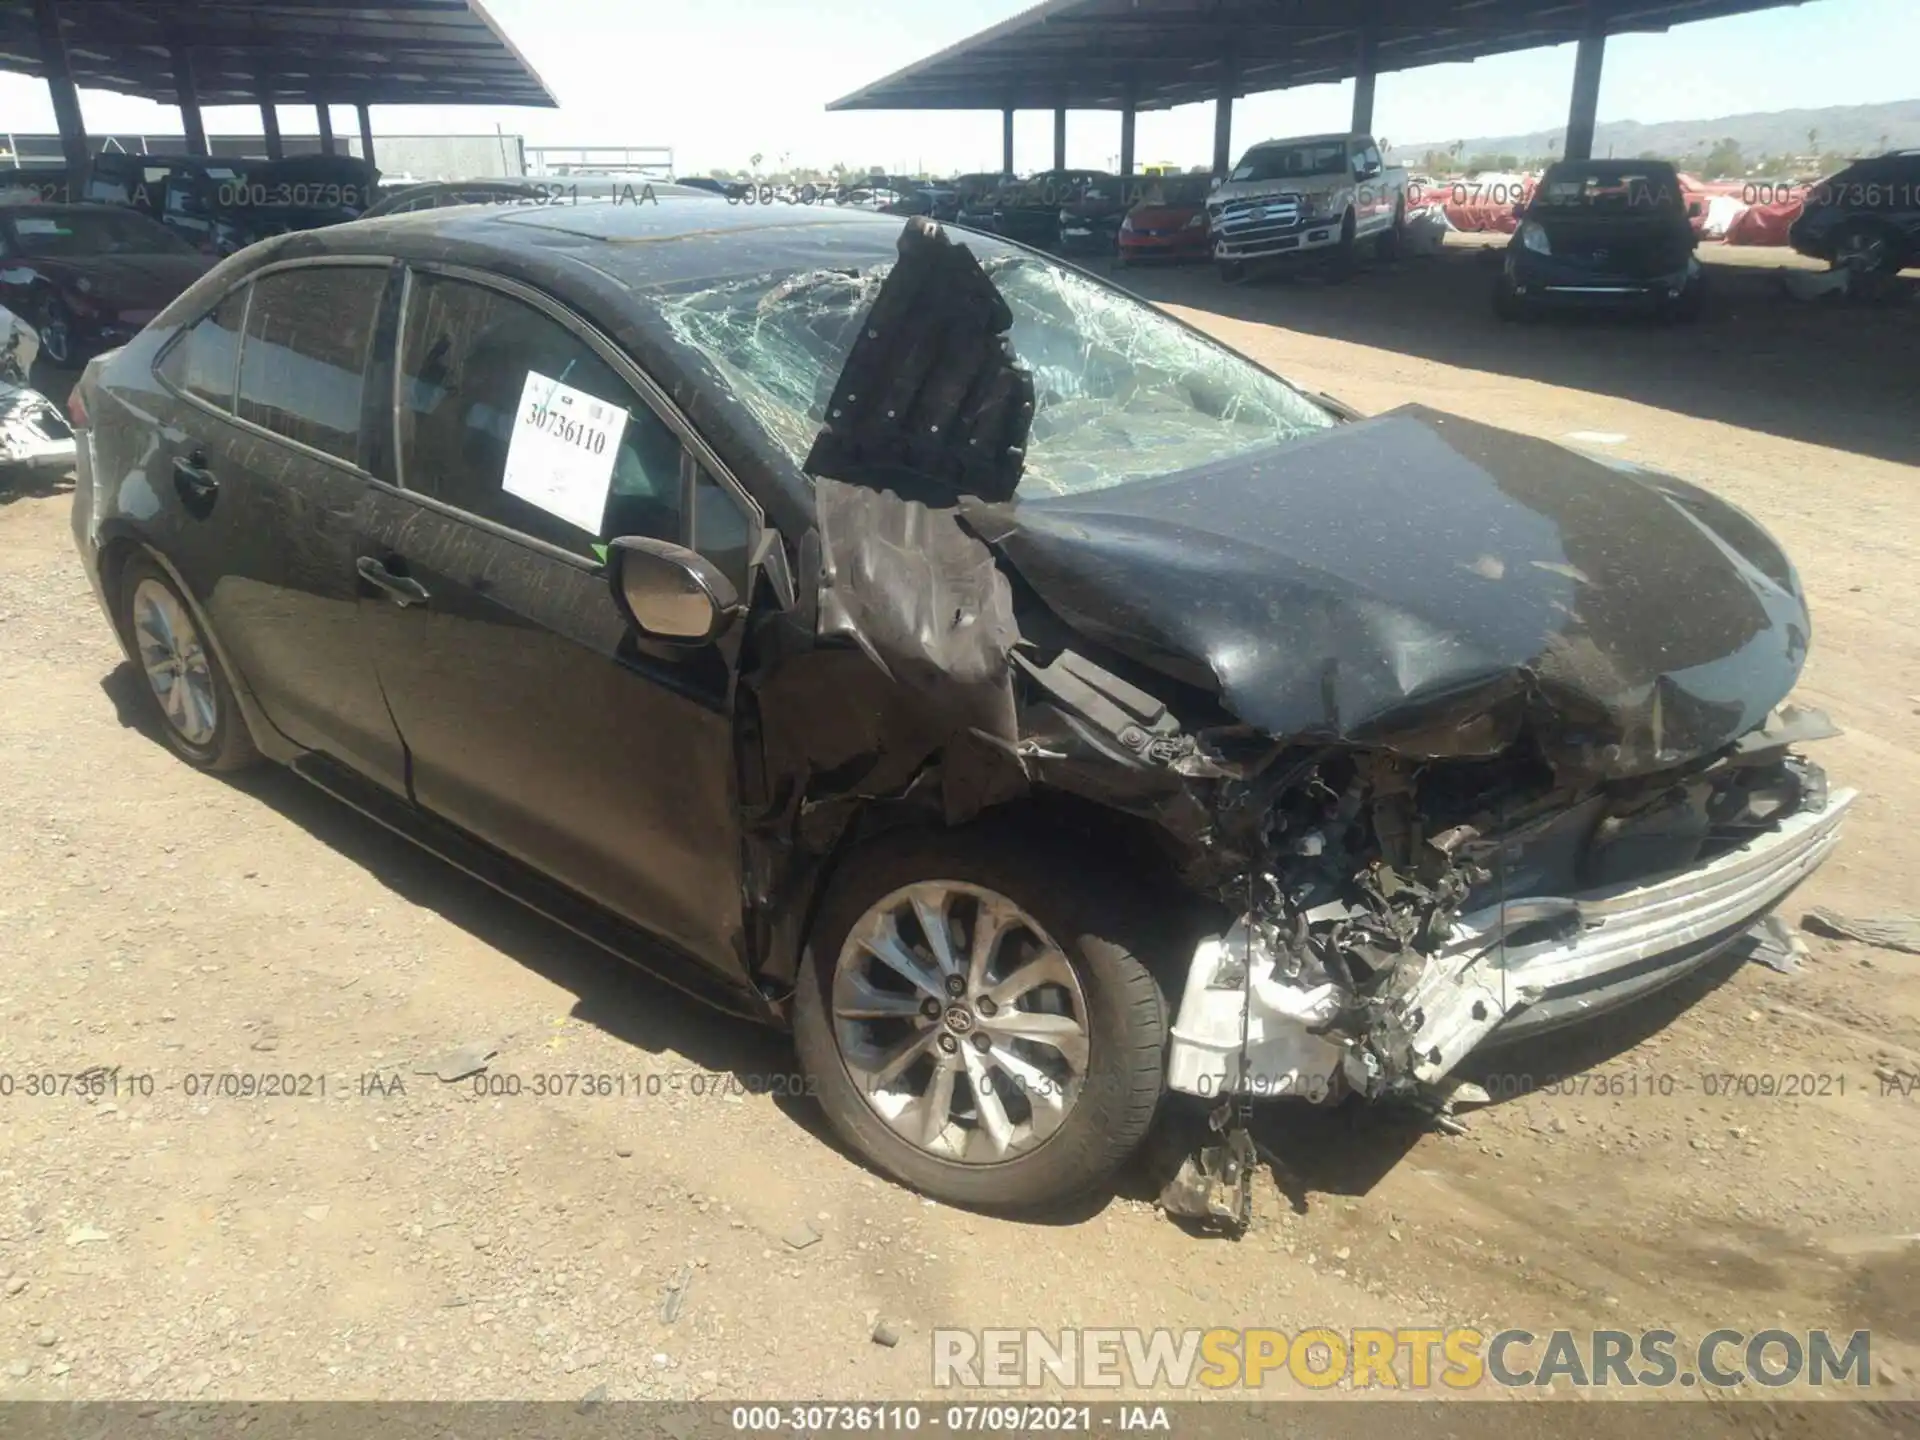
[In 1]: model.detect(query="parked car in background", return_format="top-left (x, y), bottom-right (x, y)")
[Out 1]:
top-left (202, 154), bottom-right (376, 254)
top-left (362, 177), bottom-right (719, 217)
top-left (981, 169), bottom-right (1118, 250)
top-left (0, 302), bottom-right (76, 480)
top-left (0, 203), bottom-right (213, 366)
top-left (1056, 173), bottom-right (1130, 256)
top-left (67, 201), bottom-right (1849, 1216)
top-left (675, 175), bottom-right (750, 200)
top-left (1208, 132), bottom-right (1407, 279)
top-left (1115, 172), bottom-right (1214, 266)
top-left (1495, 158), bottom-right (1706, 321)
top-left (1788, 149), bottom-right (1920, 276)
top-left (886, 186), bottom-right (959, 222)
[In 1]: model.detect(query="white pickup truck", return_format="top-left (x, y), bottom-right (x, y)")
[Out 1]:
top-left (1207, 132), bottom-right (1408, 279)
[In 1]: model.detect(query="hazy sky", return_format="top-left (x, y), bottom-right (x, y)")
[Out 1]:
top-left (0, 0), bottom-right (1909, 174)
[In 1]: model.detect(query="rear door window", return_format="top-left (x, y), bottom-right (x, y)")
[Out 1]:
top-left (156, 287), bottom-right (248, 410)
top-left (236, 265), bottom-right (388, 464)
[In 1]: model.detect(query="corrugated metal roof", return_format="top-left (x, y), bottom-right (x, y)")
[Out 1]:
top-left (0, 0), bottom-right (555, 107)
top-left (828, 0), bottom-right (1817, 112)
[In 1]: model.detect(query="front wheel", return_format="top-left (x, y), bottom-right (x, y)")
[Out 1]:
top-left (1326, 208), bottom-right (1360, 280)
top-left (1831, 220), bottom-right (1903, 277)
top-left (1492, 273), bottom-right (1530, 321)
top-left (37, 294), bottom-right (73, 367)
top-left (793, 826), bottom-right (1169, 1212)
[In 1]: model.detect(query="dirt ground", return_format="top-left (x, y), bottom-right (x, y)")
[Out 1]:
top-left (1, 239), bottom-right (1917, 1424)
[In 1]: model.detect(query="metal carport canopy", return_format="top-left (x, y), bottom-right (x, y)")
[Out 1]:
top-left (0, 0), bottom-right (557, 108)
top-left (827, 0), bottom-right (1812, 114)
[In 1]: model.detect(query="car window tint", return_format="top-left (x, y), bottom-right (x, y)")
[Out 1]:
top-left (156, 288), bottom-right (248, 410)
top-left (396, 272), bottom-right (685, 559)
top-left (692, 467), bottom-right (752, 595)
top-left (236, 267), bottom-right (386, 463)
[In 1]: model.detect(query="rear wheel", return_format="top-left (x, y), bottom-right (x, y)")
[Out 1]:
top-left (792, 826), bottom-right (1169, 1212)
top-left (1831, 220), bottom-right (1903, 277)
top-left (37, 294), bottom-right (73, 367)
top-left (118, 554), bottom-right (260, 772)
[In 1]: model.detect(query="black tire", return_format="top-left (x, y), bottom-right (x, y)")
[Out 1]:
top-left (792, 824), bottom-right (1170, 1212)
top-left (1831, 220), bottom-right (1904, 277)
top-left (1326, 208), bottom-right (1359, 281)
top-left (37, 292), bottom-right (73, 367)
top-left (1664, 272), bottom-right (1708, 323)
top-left (1492, 273), bottom-right (1529, 321)
top-left (1375, 199), bottom-right (1407, 260)
top-left (117, 554), bottom-right (260, 772)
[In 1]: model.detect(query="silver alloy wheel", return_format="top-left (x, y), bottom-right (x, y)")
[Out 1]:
top-left (40, 313), bottom-right (69, 366)
top-left (132, 578), bottom-right (218, 747)
top-left (1834, 229), bottom-right (1890, 273)
top-left (831, 880), bottom-right (1091, 1165)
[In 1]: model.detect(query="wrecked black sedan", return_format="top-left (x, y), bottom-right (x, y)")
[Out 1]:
top-left (69, 200), bottom-right (1850, 1214)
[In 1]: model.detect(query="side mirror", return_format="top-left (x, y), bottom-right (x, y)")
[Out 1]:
top-left (606, 535), bottom-right (742, 645)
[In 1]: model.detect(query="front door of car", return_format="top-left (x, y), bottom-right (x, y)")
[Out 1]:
top-left (146, 260), bottom-right (408, 795)
top-left (355, 266), bottom-right (758, 978)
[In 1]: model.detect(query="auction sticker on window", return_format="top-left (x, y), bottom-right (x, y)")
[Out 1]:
top-left (501, 369), bottom-right (629, 535)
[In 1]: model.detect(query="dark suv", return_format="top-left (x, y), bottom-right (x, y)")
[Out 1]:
top-left (1789, 151), bottom-right (1920, 276)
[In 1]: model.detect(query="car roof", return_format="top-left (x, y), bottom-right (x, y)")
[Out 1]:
top-left (1245, 134), bottom-right (1355, 149)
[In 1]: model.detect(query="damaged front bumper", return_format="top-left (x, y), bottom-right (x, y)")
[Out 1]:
top-left (0, 383), bottom-right (76, 475)
top-left (1168, 782), bottom-right (1855, 1101)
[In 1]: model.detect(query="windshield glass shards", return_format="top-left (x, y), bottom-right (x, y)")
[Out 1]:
top-left (659, 252), bottom-right (1336, 498)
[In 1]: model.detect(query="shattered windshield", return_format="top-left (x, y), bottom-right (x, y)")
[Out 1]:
top-left (658, 253), bottom-right (1337, 497)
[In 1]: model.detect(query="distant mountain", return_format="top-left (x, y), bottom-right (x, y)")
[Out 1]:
top-left (1394, 99), bottom-right (1920, 166)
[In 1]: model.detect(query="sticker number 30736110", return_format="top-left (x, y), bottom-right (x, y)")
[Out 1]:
top-left (500, 369), bottom-right (631, 536)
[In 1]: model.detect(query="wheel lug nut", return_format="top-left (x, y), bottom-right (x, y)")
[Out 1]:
top-left (976, 997), bottom-right (996, 1017)
top-left (971, 1032), bottom-right (991, 1053)
top-left (937, 1034), bottom-right (959, 1054)
top-left (921, 998), bottom-right (942, 1020)
top-left (943, 974), bottom-right (965, 997)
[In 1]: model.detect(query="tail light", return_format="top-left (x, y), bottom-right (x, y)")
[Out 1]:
top-left (66, 383), bottom-right (89, 431)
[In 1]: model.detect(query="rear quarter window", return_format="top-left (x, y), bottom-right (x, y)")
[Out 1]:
top-left (155, 288), bottom-right (249, 411)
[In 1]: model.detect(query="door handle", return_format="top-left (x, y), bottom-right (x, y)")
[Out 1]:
top-left (172, 453), bottom-right (218, 514)
top-left (356, 555), bottom-right (431, 608)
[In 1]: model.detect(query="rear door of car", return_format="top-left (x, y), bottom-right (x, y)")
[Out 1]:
top-left (354, 262), bottom-right (761, 977)
top-left (149, 257), bottom-right (408, 794)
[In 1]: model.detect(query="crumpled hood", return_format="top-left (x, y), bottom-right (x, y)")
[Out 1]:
top-left (964, 404), bottom-right (1809, 778)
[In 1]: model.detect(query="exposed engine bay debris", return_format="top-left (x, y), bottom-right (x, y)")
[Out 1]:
top-left (0, 306), bottom-right (75, 479)
top-left (684, 217), bottom-right (1854, 1221)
